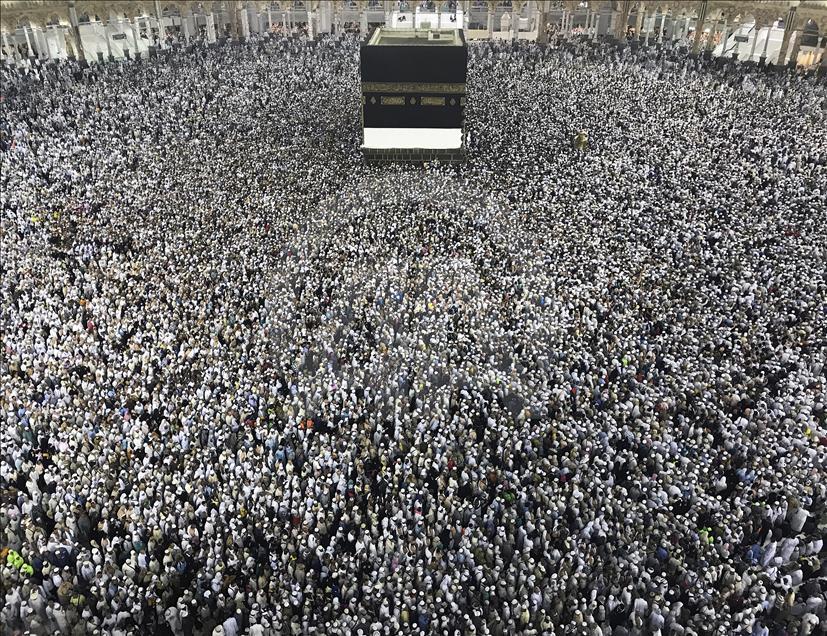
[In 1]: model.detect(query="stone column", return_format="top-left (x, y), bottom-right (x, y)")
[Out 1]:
top-left (787, 29), bottom-right (802, 67)
top-left (635, 4), bottom-right (644, 40)
top-left (775, 4), bottom-right (797, 65)
top-left (60, 25), bottom-right (71, 57)
top-left (240, 3), bottom-right (250, 39)
top-left (68, 1), bottom-right (85, 60)
top-left (718, 17), bottom-right (727, 56)
top-left (747, 23), bottom-right (760, 61)
top-left (229, 0), bottom-right (238, 36)
top-left (318, 1), bottom-right (332, 33)
top-left (614, 0), bottom-right (629, 40)
top-left (487, 2), bottom-right (494, 38)
top-left (154, 0), bottom-right (165, 48)
top-left (65, 30), bottom-right (78, 59)
top-left (130, 16), bottom-right (140, 56)
top-left (28, 26), bottom-right (39, 59)
top-left (41, 24), bottom-right (51, 60)
top-left (734, 22), bottom-right (745, 59)
top-left (704, 18), bottom-right (715, 51)
top-left (308, 3), bottom-right (316, 38)
top-left (759, 22), bottom-right (771, 63)
top-left (206, 13), bottom-right (216, 42)
top-left (511, 5), bottom-right (518, 40)
top-left (182, 10), bottom-right (192, 42)
top-left (103, 19), bottom-right (113, 59)
top-left (593, 8), bottom-right (600, 40)
top-left (2, 31), bottom-right (14, 63)
top-left (52, 25), bottom-right (63, 58)
top-left (11, 31), bottom-right (21, 62)
top-left (360, 8), bottom-right (368, 35)
top-left (35, 25), bottom-right (46, 58)
top-left (538, 2), bottom-right (549, 38)
top-left (35, 26), bottom-right (45, 59)
top-left (34, 26), bottom-right (49, 60)
top-left (692, 0), bottom-right (708, 53)
top-left (22, 25), bottom-right (35, 59)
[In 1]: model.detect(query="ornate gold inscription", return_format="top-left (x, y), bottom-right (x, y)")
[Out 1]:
top-left (364, 82), bottom-right (467, 94)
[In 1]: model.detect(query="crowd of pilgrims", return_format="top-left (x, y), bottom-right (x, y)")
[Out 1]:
top-left (1, 29), bottom-right (826, 636)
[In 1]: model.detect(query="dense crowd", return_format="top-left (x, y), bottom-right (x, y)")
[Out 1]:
top-left (2, 31), bottom-right (826, 636)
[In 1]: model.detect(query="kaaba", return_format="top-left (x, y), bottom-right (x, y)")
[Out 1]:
top-left (360, 27), bottom-right (467, 164)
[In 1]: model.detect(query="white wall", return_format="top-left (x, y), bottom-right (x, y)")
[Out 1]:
top-left (78, 22), bottom-right (108, 60)
top-left (78, 19), bottom-right (158, 62)
top-left (45, 27), bottom-right (68, 59)
top-left (717, 23), bottom-right (785, 62)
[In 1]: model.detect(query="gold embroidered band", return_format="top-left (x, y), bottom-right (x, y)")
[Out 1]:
top-left (363, 82), bottom-right (467, 94)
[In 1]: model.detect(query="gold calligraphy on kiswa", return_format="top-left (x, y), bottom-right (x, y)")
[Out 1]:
top-left (363, 82), bottom-right (467, 94)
